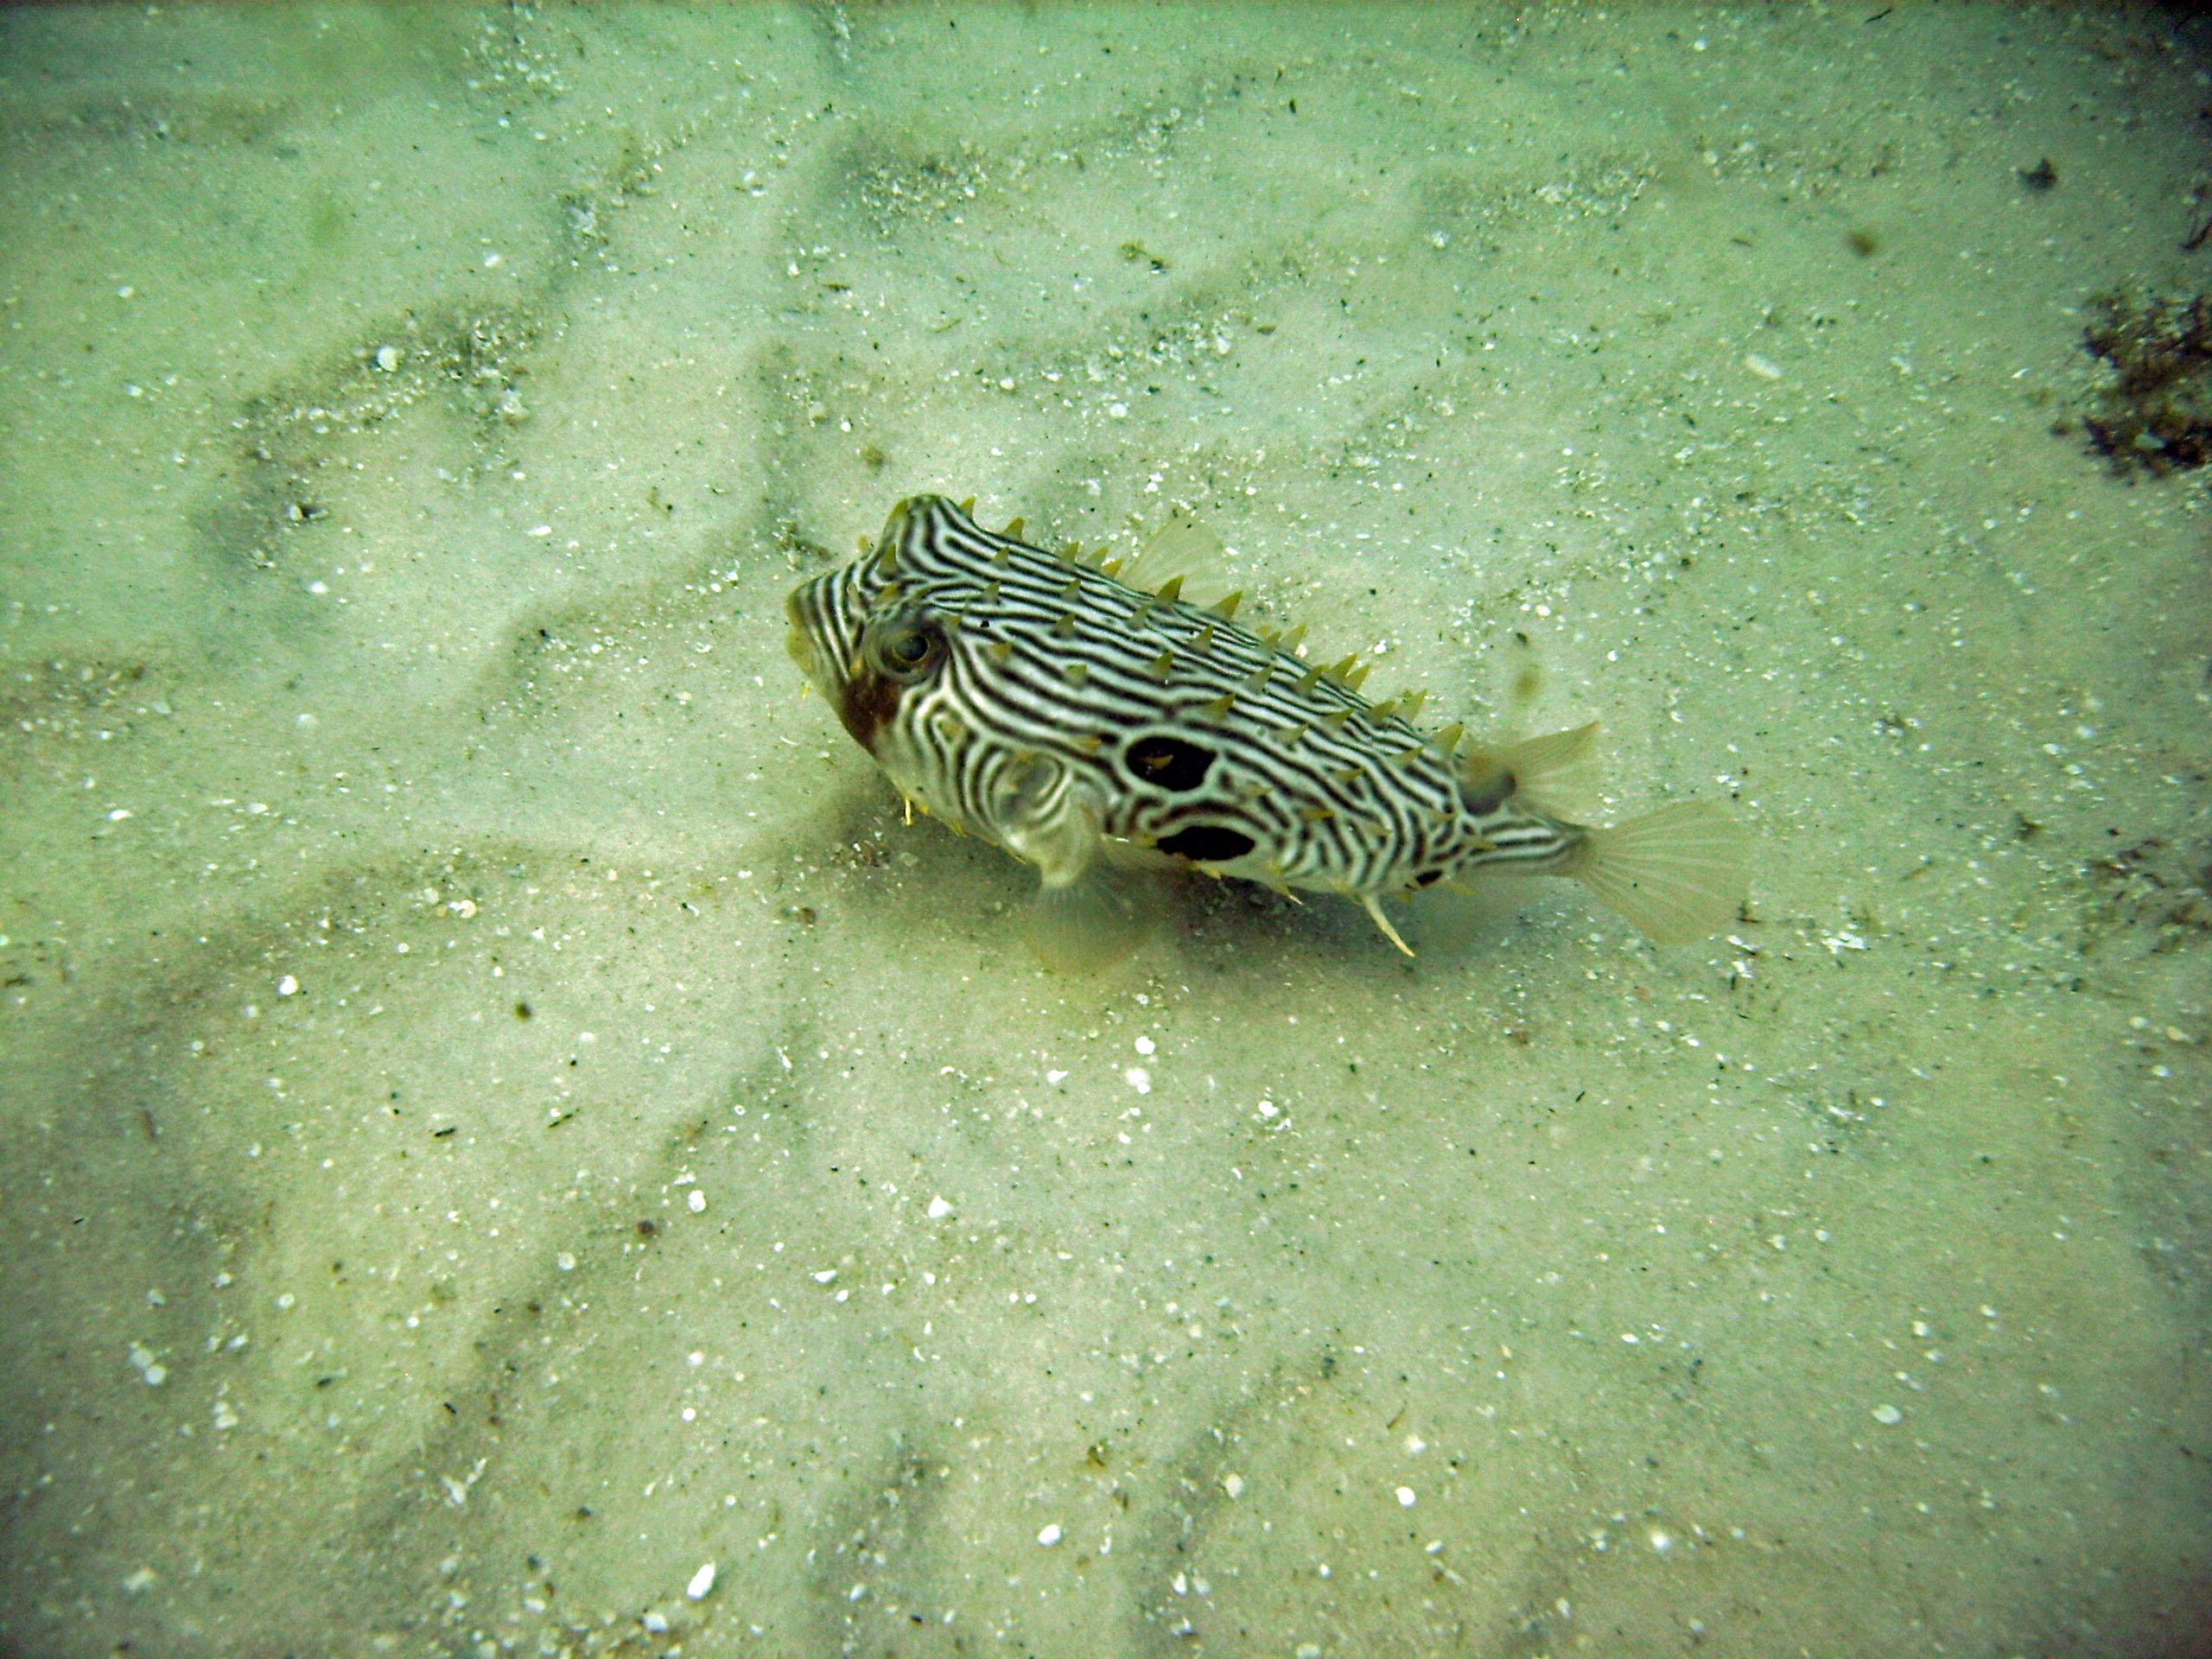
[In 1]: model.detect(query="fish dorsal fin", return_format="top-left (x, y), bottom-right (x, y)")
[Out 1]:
top-left (1115, 512), bottom-right (1232, 607)
top-left (1497, 721), bottom-right (1605, 823)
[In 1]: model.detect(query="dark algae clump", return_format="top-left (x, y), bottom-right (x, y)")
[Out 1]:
top-left (2079, 290), bottom-right (2212, 475)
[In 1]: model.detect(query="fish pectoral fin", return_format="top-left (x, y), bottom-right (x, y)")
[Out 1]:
top-left (1360, 894), bottom-right (1417, 958)
top-left (1026, 863), bottom-right (1157, 974)
top-left (1563, 800), bottom-right (1750, 944)
top-left (1499, 721), bottom-right (1605, 822)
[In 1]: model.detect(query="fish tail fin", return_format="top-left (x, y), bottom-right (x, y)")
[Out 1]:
top-left (1025, 864), bottom-right (1156, 973)
top-left (1563, 800), bottom-right (1748, 944)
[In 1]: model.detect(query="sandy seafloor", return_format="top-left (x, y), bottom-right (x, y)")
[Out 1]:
top-left (3, 4), bottom-right (2209, 1656)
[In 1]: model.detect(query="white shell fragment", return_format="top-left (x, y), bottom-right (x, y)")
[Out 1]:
top-left (686, 1560), bottom-right (717, 1600)
top-left (1036, 1522), bottom-right (1063, 1547)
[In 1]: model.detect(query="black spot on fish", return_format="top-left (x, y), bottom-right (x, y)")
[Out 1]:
top-left (1124, 734), bottom-right (1217, 792)
top-left (1156, 823), bottom-right (1255, 863)
top-left (1414, 869), bottom-right (1445, 887)
top-left (1461, 767), bottom-right (1516, 817)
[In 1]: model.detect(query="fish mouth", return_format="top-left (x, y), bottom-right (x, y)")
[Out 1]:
top-left (784, 593), bottom-right (824, 687)
top-left (784, 574), bottom-right (855, 701)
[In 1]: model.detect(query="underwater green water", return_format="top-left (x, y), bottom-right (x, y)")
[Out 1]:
top-left (3, 6), bottom-right (2206, 1655)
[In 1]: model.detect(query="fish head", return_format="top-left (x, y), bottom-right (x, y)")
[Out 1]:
top-left (787, 574), bottom-right (953, 757)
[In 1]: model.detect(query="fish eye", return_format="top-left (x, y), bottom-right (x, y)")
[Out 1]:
top-left (868, 620), bottom-right (944, 682)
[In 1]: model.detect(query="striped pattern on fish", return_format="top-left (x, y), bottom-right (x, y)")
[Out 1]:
top-left (786, 494), bottom-right (1746, 969)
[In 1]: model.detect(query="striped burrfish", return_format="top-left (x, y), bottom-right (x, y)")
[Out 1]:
top-left (785, 494), bottom-right (1747, 971)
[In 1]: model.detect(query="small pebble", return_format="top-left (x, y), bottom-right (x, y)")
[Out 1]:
top-left (1395, 1486), bottom-right (1417, 1507)
top-left (1037, 1523), bottom-right (1062, 1547)
top-left (128, 1343), bottom-right (166, 1387)
top-left (1871, 1403), bottom-right (1904, 1426)
top-left (374, 345), bottom-right (400, 372)
top-left (686, 1560), bottom-right (716, 1600)
top-left (687, 1189), bottom-right (707, 1213)
top-left (927, 1196), bottom-right (954, 1219)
